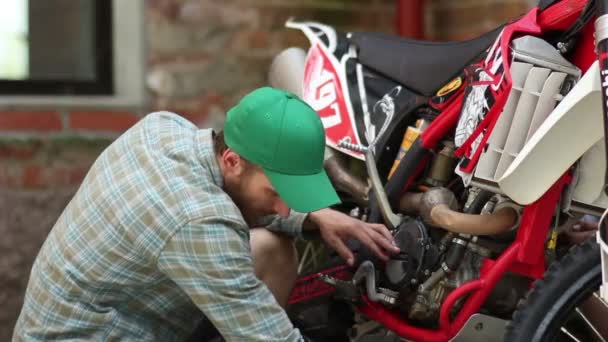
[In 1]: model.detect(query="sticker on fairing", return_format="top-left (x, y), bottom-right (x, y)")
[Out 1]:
top-left (302, 42), bottom-right (363, 159)
top-left (436, 76), bottom-right (463, 97)
top-left (455, 70), bottom-right (493, 150)
top-left (454, 28), bottom-right (510, 174)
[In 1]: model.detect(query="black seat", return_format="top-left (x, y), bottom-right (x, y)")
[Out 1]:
top-left (349, 26), bottom-right (503, 96)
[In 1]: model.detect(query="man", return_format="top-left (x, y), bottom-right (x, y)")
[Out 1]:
top-left (14, 87), bottom-right (399, 341)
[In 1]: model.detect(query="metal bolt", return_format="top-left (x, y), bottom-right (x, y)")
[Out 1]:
top-left (411, 279), bottom-right (417, 284)
top-left (424, 270), bottom-right (430, 276)
top-left (475, 322), bottom-right (483, 331)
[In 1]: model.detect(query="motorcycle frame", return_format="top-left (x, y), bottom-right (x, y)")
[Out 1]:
top-left (349, 1), bottom-right (595, 341)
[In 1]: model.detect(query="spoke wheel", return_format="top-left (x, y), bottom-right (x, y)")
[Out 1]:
top-left (505, 240), bottom-right (606, 342)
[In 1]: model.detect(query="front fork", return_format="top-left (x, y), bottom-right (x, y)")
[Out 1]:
top-left (595, 0), bottom-right (608, 303)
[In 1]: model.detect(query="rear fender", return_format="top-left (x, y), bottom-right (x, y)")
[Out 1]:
top-left (285, 19), bottom-right (339, 54)
top-left (284, 20), bottom-right (364, 159)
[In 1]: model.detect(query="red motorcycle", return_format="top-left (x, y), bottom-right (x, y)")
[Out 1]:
top-left (270, 0), bottom-right (608, 340)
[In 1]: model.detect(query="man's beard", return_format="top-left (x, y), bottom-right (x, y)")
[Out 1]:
top-left (223, 178), bottom-right (265, 226)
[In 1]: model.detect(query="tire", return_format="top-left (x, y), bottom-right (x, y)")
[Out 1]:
top-left (504, 239), bottom-right (602, 342)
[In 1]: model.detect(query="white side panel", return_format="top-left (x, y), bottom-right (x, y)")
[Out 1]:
top-left (475, 62), bottom-right (533, 181)
top-left (495, 67), bottom-right (551, 179)
top-left (489, 63), bottom-right (535, 148)
top-left (572, 140), bottom-right (605, 204)
top-left (498, 61), bottom-right (603, 205)
top-left (525, 72), bottom-right (567, 142)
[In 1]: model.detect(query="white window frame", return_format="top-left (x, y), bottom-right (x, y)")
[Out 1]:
top-left (0, 0), bottom-right (146, 109)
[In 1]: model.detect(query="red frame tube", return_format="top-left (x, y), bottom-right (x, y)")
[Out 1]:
top-left (443, 245), bottom-right (519, 333)
top-left (419, 93), bottom-right (464, 149)
top-left (358, 299), bottom-right (449, 342)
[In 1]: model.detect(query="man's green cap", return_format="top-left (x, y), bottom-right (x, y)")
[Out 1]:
top-left (224, 87), bottom-right (340, 212)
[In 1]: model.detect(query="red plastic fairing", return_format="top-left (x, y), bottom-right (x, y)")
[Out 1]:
top-left (419, 92), bottom-right (465, 149)
top-left (537, 0), bottom-right (587, 31)
top-left (571, 20), bottom-right (597, 73)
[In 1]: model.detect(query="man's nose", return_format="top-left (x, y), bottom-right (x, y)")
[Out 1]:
top-left (273, 198), bottom-right (291, 218)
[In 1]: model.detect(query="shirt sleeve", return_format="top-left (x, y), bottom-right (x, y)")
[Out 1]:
top-left (157, 216), bottom-right (302, 342)
top-left (257, 211), bottom-right (308, 237)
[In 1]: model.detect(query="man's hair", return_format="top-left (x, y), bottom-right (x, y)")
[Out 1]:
top-left (213, 131), bottom-right (228, 156)
top-left (213, 131), bottom-right (257, 172)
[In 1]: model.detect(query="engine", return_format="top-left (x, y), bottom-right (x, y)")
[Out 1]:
top-left (320, 173), bottom-right (529, 327)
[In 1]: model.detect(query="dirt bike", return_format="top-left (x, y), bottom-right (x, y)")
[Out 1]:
top-left (269, 0), bottom-right (608, 340)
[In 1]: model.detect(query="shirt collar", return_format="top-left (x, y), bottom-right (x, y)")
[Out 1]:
top-left (195, 129), bottom-right (224, 187)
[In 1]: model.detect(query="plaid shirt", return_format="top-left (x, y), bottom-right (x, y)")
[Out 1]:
top-left (13, 112), bottom-right (306, 341)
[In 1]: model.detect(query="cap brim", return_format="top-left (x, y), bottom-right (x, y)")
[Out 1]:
top-left (264, 168), bottom-right (341, 213)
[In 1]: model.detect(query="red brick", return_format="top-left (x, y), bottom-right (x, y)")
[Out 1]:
top-left (22, 165), bottom-right (43, 188)
top-left (0, 143), bottom-right (40, 159)
top-left (0, 164), bottom-right (91, 188)
top-left (66, 166), bottom-right (89, 185)
top-left (44, 166), bottom-right (86, 186)
top-left (0, 166), bottom-right (15, 186)
top-left (0, 111), bottom-right (62, 131)
top-left (249, 30), bottom-right (270, 49)
top-left (69, 111), bottom-right (140, 132)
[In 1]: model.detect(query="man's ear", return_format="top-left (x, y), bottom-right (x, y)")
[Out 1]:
top-left (220, 148), bottom-right (245, 176)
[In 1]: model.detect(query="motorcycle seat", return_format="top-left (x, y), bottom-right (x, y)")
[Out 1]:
top-left (348, 26), bottom-right (503, 97)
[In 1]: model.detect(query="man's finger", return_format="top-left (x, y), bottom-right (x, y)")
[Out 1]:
top-left (370, 223), bottom-right (395, 242)
top-left (368, 229), bottom-right (400, 254)
top-left (354, 229), bottom-right (389, 261)
top-left (327, 236), bottom-right (355, 265)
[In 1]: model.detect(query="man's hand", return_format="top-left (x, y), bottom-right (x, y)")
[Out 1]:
top-left (306, 208), bottom-right (400, 266)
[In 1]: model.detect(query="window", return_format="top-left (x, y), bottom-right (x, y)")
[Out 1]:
top-left (0, 0), bottom-right (113, 95)
top-left (0, 0), bottom-right (145, 108)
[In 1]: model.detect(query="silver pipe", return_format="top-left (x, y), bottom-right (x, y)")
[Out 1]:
top-left (337, 139), bottom-right (401, 229)
top-left (353, 261), bottom-right (393, 303)
top-left (364, 149), bottom-right (402, 229)
top-left (418, 267), bottom-right (447, 293)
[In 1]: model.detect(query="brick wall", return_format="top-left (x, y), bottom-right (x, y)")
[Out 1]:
top-left (0, 0), bottom-right (532, 190)
top-left (426, 0), bottom-right (530, 40)
top-left (0, 0), bottom-right (531, 339)
top-left (0, 0), bottom-right (400, 190)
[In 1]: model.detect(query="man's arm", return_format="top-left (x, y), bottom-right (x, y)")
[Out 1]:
top-left (157, 216), bottom-right (302, 342)
top-left (263, 209), bottom-right (400, 265)
top-left (258, 211), bottom-right (308, 237)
